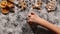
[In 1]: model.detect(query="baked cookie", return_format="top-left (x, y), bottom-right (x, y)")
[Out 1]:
top-left (46, 0), bottom-right (57, 12)
top-left (0, 1), bottom-right (7, 8)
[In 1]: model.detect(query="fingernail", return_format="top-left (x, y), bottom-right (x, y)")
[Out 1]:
top-left (31, 13), bottom-right (34, 15)
top-left (28, 16), bottom-right (31, 17)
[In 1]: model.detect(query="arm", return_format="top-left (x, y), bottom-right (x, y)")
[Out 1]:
top-left (37, 18), bottom-right (60, 34)
top-left (27, 12), bottom-right (60, 34)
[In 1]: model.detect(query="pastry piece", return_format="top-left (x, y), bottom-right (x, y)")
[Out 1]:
top-left (0, 1), bottom-right (7, 8)
top-left (37, 1), bottom-right (42, 7)
top-left (46, 0), bottom-right (57, 12)
top-left (7, 0), bottom-right (14, 2)
top-left (18, 1), bottom-right (27, 10)
top-left (32, 1), bottom-right (43, 10)
top-left (1, 8), bottom-right (9, 14)
top-left (32, 4), bottom-right (41, 10)
top-left (0, 0), bottom-right (15, 15)
top-left (7, 2), bottom-right (14, 8)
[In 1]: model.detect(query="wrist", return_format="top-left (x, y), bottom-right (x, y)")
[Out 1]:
top-left (36, 18), bottom-right (43, 24)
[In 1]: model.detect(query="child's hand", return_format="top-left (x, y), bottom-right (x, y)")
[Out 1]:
top-left (27, 12), bottom-right (41, 23)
